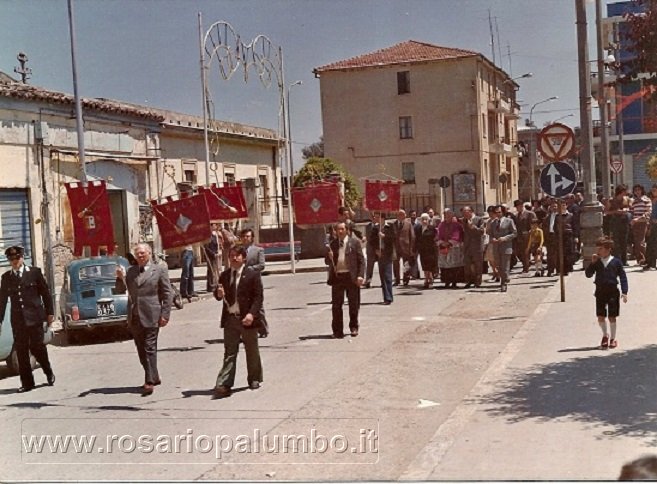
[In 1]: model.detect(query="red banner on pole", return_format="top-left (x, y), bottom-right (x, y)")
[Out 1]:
top-left (365, 180), bottom-right (402, 212)
top-left (65, 180), bottom-right (115, 256)
top-left (198, 183), bottom-right (248, 220)
top-left (151, 193), bottom-right (211, 250)
top-left (292, 183), bottom-right (340, 225)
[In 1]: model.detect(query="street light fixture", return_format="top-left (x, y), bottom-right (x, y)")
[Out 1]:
top-left (550, 113), bottom-right (575, 124)
top-left (504, 72), bottom-right (533, 84)
top-left (529, 96), bottom-right (559, 127)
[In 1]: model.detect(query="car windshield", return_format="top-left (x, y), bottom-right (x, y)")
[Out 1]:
top-left (78, 264), bottom-right (117, 280)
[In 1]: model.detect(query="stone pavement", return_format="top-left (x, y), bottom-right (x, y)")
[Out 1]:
top-left (401, 263), bottom-right (657, 481)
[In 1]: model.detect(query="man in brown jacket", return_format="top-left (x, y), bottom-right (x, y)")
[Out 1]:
top-left (393, 209), bottom-right (416, 286)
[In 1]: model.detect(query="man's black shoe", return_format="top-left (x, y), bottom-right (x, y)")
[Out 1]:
top-left (47, 373), bottom-right (56, 386)
top-left (18, 386), bottom-right (34, 393)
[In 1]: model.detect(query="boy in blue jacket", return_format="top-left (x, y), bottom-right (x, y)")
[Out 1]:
top-left (585, 236), bottom-right (628, 349)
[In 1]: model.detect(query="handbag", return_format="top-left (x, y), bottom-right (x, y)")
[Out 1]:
top-left (43, 322), bottom-right (54, 345)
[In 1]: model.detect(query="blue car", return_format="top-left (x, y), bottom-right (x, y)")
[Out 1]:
top-left (59, 256), bottom-right (130, 343)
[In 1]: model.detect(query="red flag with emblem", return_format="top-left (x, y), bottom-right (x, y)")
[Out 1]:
top-left (198, 183), bottom-right (248, 220)
top-left (365, 180), bottom-right (402, 212)
top-left (292, 182), bottom-right (340, 225)
top-left (65, 180), bottom-right (115, 256)
top-left (151, 193), bottom-right (212, 250)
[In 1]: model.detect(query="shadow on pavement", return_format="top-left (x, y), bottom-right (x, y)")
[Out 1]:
top-left (204, 339), bottom-right (224, 345)
top-left (478, 345), bottom-right (657, 444)
top-left (298, 334), bottom-right (334, 340)
top-left (78, 386), bottom-right (143, 397)
top-left (159, 346), bottom-right (205, 352)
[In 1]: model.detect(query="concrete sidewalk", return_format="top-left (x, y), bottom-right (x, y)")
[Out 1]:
top-left (168, 257), bottom-right (327, 284)
top-left (402, 263), bottom-right (657, 481)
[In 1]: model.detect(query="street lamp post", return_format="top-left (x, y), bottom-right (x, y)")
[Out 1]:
top-left (551, 113), bottom-right (575, 124)
top-left (528, 96), bottom-right (558, 200)
top-left (285, 80), bottom-right (302, 274)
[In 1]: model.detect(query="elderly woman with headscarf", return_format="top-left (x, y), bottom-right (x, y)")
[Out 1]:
top-left (436, 208), bottom-right (465, 288)
top-left (415, 213), bottom-right (438, 288)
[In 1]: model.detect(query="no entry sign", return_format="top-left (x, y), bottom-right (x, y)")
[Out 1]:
top-left (538, 123), bottom-right (575, 162)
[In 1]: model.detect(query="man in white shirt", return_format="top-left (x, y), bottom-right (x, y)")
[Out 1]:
top-left (213, 245), bottom-right (264, 398)
top-left (326, 222), bottom-right (365, 338)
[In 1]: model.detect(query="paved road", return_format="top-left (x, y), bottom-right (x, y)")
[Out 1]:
top-left (0, 263), bottom-right (654, 481)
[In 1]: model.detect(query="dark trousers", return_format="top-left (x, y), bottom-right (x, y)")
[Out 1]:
top-left (130, 322), bottom-right (160, 385)
top-left (463, 249), bottom-right (483, 286)
top-left (331, 273), bottom-right (360, 336)
top-left (180, 249), bottom-right (195, 297)
top-left (216, 315), bottom-right (262, 388)
top-left (365, 246), bottom-right (378, 282)
top-left (646, 223), bottom-right (657, 268)
top-left (13, 321), bottom-right (52, 388)
top-left (515, 233), bottom-right (530, 271)
top-left (609, 216), bottom-right (629, 264)
top-left (379, 259), bottom-right (393, 303)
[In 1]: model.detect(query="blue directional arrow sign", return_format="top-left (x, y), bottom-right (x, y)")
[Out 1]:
top-left (539, 162), bottom-right (577, 197)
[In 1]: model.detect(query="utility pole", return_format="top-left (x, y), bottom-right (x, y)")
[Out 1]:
top-left (576, 0), bottom-right (603, 268)
top-left (67, 0), bottom-right (87, 182)
top-left (596, 0), bottom-right (612, 198)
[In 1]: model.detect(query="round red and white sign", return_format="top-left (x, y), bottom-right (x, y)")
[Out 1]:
top-left (537, 123), bottom-right (575, 162)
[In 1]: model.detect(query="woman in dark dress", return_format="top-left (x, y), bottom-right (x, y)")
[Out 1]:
top-left (415, 213), bottom-right (437, 288)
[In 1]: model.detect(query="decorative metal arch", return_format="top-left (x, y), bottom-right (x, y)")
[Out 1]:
top-left (197, 16), bottom-right (295, 272)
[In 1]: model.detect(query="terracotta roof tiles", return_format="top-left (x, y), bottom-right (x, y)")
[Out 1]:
top-left (0, 80), bottom-right (165, 121)
top-left (314, 40), bottom-right (479, 73)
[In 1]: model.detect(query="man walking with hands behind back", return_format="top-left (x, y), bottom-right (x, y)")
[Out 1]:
top-left (116, 243), bottom-right (173, 396)
top-left (213, 245), bottom-right (264, 398)
top-left (0, 246), bottom-right (55, 393)
top-left (326, 222), bottom-right (365, 338)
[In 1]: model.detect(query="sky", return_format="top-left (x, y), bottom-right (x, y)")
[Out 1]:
top-left (0, 0), bottom-right (607, 169)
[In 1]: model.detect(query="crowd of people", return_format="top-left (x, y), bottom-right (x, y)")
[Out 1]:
top-left (348, 182), bottom-right (657, 303)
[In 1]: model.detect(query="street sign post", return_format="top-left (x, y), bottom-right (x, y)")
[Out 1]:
top-left (538, 123), bottom-right (576, 162)
top-left (610, 157), bottom-right (623, 174)
top-left (539, 161), bottom-right (577, 198)
top-left (539, 161), bottom-right (577, 303)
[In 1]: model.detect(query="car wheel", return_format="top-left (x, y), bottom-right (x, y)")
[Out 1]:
top-left (173, 293), bottom-right (184, 310)
top-left (7, 347), bottom-right (36, 375)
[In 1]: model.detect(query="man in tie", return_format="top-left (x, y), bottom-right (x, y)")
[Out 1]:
top-left (326, 222), bottom-right (365, 338)
top-left (0, 245), bottom-right (55, 393)
top-left (116, 243), bottom-right (173, 396)
top-left (240, 228), bottom-right (269, 338)
top-left (489, 205), bottom-right (517, 292)
top-left (213, 245), bottom-right (264, 398)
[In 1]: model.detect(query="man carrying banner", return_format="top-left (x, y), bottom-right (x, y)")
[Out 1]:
top-left (213, 245), bottom-right (264, 398)
top-left (240, 228), bottom-right (269, 338)
top-left (326, 222), bottom-right (365, 337)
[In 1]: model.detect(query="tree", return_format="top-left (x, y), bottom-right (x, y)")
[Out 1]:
top-left (293, 157), bottom-right (361, 209)
top-left (622, 0), bottom-right (657, 90)
top-left (301, 136), bottom-right (324, 160)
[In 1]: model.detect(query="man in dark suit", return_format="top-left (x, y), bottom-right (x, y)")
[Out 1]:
top-left (213, 245), bottom-right (264, 398)
top-left (116, 243), bottom-right (173, 396)
top-left (326, 222), bottom-right (365, 338)
top-left (0, 246), bottom-right (55, 393)
top-left (240, 228), bottom-right (269, 338)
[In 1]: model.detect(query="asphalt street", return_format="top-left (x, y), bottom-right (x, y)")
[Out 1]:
top-left (0, 261), bottom-right (655, 481)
